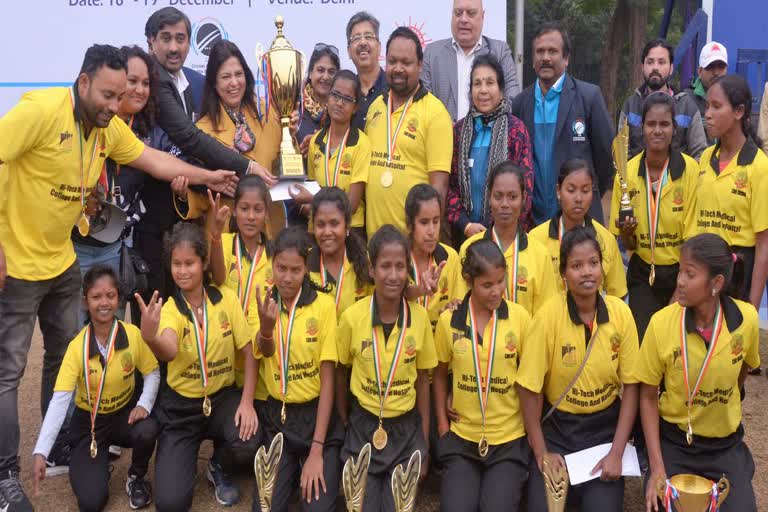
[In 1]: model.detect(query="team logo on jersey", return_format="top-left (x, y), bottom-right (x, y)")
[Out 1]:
top-left (517, 266), bottom-right (528, 286)
top-left (266, 268), bottom-right (274, 284)
top-left (439, 276), bottom-right (448, 294)
top-left (306, 317), bottom-right (319, 337)
top-left (361, 338), bottom-right (373, 360)
top-left (182, 327), bottom-right (192, 351)
top-left (121, 352), bottom-right (134, 374)
top-left (730, 333), bottom-right (744, 357)
top-left (673, 186), bottom-right (684, 206)
top-left (313, 151), bottom-right (322, 163)
top-left (562, 343), bottom-right (577, 366)
top-left (505, 331), bottom-right (518, 354)
top-left (219, 311), bottom-right (230, 332)
top-left (610, 333), bottom-right (621, 353)
top-left (405, 335), bottom-right (417, 357)
top-left (341, 153), bottom-right (353, 169)
top-left (453, 333), bottom-right (468, 355)
top-left (59, 131), bottom-right (73, 151)
top-left (672, 347), bottom-right (683, 370)
top-left (733, 171), bottom-right (748, 190)
top-left (406, 118), bottom-right (418, 134)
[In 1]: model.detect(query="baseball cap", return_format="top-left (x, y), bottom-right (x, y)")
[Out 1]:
top-left (699, 42), bottom-right (728, 68)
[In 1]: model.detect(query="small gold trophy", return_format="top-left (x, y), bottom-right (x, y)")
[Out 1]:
top-left (613, 114), bottom-right (633, 227)
top-left (264, 16), bottom-right (306, 180)
top-left (254, 432), bottom-right (284, 512)
top-left (656, 474), bottom-right (730, 512)
top-left (391, 450), bottom-right (421, 512)
top-left (542, 454), bottom-right (569, 512)
top-left (342, 443), bottom-right (372, 512)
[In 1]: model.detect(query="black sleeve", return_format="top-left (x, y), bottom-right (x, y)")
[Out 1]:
top-left (156, 79), bottom-right (250, 174)
top-left (587, 86), bottom-right (615, 197)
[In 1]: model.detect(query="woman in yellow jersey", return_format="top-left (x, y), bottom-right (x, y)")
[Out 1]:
top-left (529, 158), bottom-right (627, 298)
top-left (433, 240), bottom-right (531, 511)
top-left (137, 222), bottom-right (260, 511)
top-left (636, 234), bottom-right (759, 512)
top-left (609, 93), bottom-right (699, 339)
top-left (404, 184), bottom-right (462, 329)
top-left (336, 226), bottom-right (437, 512)
top-left (32, 266), bottom-right (159, 511)
top-left (517, 227), bottom-right (639, 512)
top-left (290, 70), bottom-right (369, 235)
top-left (694, 74), bottom-right (768, 308)
top-left (308, 187), bottom-right (372, 318)
top-left (252, 226), bottom-right (342, 511)
top-left (459, 162), bottom-right (556, 315)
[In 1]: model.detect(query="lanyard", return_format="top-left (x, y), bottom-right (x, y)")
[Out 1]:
top-left (324, 127), bottom-right (350, 187)
top-left (276, 290), bottom-right (301, 398)
top-left (184, 290), bottom-right (210, 392)
top-left (370, 297), bottom-right (409, 417)
top-left (490, 227), bottom-right (518, 302)
top-left (386, 87), bottom-right (417, 162)
top-left (645, 159), bottom-right (669, 281)
top-left (69, 89), bottom-right (100, 211)
top-left (320, 251), bottom-right (346, 312)
top-left (82, 319), bottom-right (119, 429)
top-left (235, 234), bottom-right (263, 315)
top-left (467, 299), bottom-right (498, 428)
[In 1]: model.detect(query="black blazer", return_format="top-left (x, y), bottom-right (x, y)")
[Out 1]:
top-left (511, 74), bottom-right (614, 224)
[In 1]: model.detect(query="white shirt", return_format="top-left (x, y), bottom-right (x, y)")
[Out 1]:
top-left (453, 37), bottom-right (483, 120)
top-left (171, 69), bottom-right (190, 114)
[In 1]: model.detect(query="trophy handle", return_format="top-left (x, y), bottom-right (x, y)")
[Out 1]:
top-left (542, 454), bottom-right (569, 512)
top-left (254, 432), bottom-right (284, 512)
top-left (391, 450), bottom-right (422, 512)
top-left (342, 443), bottom-right (372, 512)
top-left (716, 475), bottom-right (730, 506)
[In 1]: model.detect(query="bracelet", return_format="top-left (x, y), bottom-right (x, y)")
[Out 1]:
top-left (258, 332), bottom-right (274, 341)
top-left (210, 236), bottom-right (222, 244)
top-left (312, 439), bottom-right (324, 446)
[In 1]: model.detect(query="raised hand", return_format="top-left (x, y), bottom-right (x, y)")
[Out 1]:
top-left (421, 260), bottom-right (447, 296)
top-left (255, 286), bottom-right (279, 338)
top-left (207, 190), bottom-right (231, 236)
top-left (135, 291), bottom-right (163, 343)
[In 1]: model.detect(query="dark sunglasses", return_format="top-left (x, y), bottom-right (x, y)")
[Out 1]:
top-left (314, 43), bottom-right (339, 57)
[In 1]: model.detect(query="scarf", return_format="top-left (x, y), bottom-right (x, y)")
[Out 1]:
top-left (457, 99), bottom-right (510, 221)
top-left (225, 107), bottom-right (256, 154)
top-left (303, 82), bottom-right (326, 123)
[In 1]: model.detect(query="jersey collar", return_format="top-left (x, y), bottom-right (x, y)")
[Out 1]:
top-left (450, 291), bottom-right (510, 337)
top-left (482, 228), bottom-right (529, 250)
top-left (683, 295), bottom-right (743, 334)
top-left (230, 232), bottom-right (272, 260)
top-left (271, 281), bottom-right (317, 311)
top-left (566, 292), bottom-right (610, 326)
top-left (408, 244), bottom-right (450, 281)
top-left (315, 125), bottom-right (361, 152)
top-left (637, 150), bottom-right (686, 181)
top-left (380, 80), bottom-right (429, 106)
top-left (371, 295), bottom-right (413, 328)
top-left (709, 138), bottom-right (760, 175)
top-left (171, 284), bottom-right (224, 323)
top-left (547, 214), bottom-right (597, 240)
top-left (87, 320), bottom-right (129, 358)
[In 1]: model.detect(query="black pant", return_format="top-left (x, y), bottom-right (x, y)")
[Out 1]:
top-left (627, 254), bottom-right (678, 341)
top-left (153, 386), bottom-right (261, 512)
top-left (68, 402), bottom-right (159, 512)
top-left (437, 431), bottom-right (529, 512)
top-left (253, 398), bottom-right (343, 512)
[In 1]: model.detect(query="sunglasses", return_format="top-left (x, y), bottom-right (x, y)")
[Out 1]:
top-left (314, 43), bottom-right (339, 57)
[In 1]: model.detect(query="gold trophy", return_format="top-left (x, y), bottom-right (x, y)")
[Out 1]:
top-left (391, 450), bottom-right (421, 512)
top-left (263, 16), bottom-right (306, 180)
top-left (254, 432), bottom-right (284, 512)
top-left (656, 474), bottom-right (730, 512)
top-left (343, 443), bottom-right (372, 512)
top-left (613, 115), bottom-right (633, 227)
top-left (542, 454), bottom-right (569, 512)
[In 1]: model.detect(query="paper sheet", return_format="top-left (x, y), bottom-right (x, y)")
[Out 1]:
top-left (269, 180), bottom-right (321, 202)
top-left (563, 443), bottom-right (641, 485)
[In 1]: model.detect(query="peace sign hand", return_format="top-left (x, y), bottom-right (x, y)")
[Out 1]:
top-left (421, 260), bottom-right (447, 296)
top-left (207, 190), bottom-right (231, 236)
top-left (135, 291), bottom-right (163, 343)
top-left (255, 286), bottom-right (279, 337)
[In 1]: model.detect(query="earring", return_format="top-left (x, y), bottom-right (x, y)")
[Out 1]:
top-left (711, 288), bottom-right (717, 297)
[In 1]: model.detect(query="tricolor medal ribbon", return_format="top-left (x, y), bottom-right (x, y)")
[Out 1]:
top-left (491, 227), bottom-right (518, 302)
top-left (235, 234), bottom-right (263, 315)
top-left (385, 87), bottom-right (417, 162)
top-left (645, 160), bottom-right (668, 287)
top-left (185, 291), bottom-right (211, 416)
top-left (320, 251), bottom-right (346, 312)
top-left (82, 318), bottom-right (120, 458)
top-left (324, 127), bottom-right (350, 187)
top-left (468, 299), bottom-right (498, 457)
top-left (276, 289), bottom-right (301, 423)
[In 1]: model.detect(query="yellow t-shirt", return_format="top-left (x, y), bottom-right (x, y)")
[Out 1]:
top-left (258, 287), bottom-right (338, 403)
top-left (517, 294), bottom-right (639, 415)
top-left (308, 249), bottom-right (372, 319)
top-left (609, 151), bottom-right (699, 266)
top-left (633, 298), bottom-right (760, 438)
top-left (337, 296), bottom-right (438, 417)
top-left (158, 286), bottom-right (254, 398)
top-left (55, 321), bottom-right (158, 415)
top-left (0, 87), bottom-right (145, 280)
top-left (408, 243), bottom-right (463, 329)
top-left (307, 127), bottom-right (370, 228)
top-left (690, 140), bottom-right (768, 247)
top-left (364, 88), bottom-right (453, 237)
top-left (528, 216), bottom-right (627, 298)
top-left (434, 298), bottom-right (530, 445)
top-left (458, 231), bottom-right (558, 315)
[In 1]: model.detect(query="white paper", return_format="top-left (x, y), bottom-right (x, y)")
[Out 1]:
top-left (563, 443), bottom-right (641, 485)
top-left (269, 180), bottom-right (322, 202)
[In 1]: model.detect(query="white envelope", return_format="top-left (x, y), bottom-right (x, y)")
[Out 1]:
top-left (269, 180), bottom-right (322, 202)
top-left (563, 443), bottom-right (641, 485)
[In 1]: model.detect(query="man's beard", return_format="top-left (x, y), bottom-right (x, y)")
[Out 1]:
top-left (645, 73), bottom-right (669, 91)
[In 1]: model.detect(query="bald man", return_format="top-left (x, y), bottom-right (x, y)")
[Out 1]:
top-left (421, 0), bottom-right (519, 121)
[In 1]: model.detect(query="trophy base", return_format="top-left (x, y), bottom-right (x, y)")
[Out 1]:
top-left (617, 207), bottom-right (634, 227)
top-left (278, 152), bottom-right (306, 181)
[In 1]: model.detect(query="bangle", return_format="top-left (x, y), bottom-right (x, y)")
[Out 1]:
top-left (210, 236), bottom-right (222, 244)
top-left (312, 439), bottom-right (324, 446)
top-left (258, 332), bottom-right (273, 341)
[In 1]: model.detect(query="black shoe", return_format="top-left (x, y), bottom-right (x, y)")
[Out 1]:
top-left (126, 473), bottom-right (152, 510)
top-left (206, 460), bottom-right (240, 506)
top-left (748, 366), bottom-right (762, 375)
top-left (0, 469), bottom-right (33, 512)
top-left (45, 443), bottom-right (71, 477)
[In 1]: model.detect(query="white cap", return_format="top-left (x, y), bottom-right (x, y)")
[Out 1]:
top-left (699, 42), bottom-right (728, 68)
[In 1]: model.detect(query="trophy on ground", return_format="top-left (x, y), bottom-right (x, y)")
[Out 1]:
top-left (391, 450), bottom-right (422, 512)
top-left (262, 16), bottom-right (306, 180)
top-left (613, 114), bottom-right (633, 227)
top-left (342, 443), bottom-right (372, 512)
top-left (656, 474), bottom-right (730, 512)
top-left (542, 454), bottom-right (569, 512)
top-left (254, 432), bottom-right (284, 512)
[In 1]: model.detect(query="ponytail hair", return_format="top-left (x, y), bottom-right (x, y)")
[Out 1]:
top-left (680, 233), bottom-right (744, 298)
top-left (712, 75), bottom-right (764, 149)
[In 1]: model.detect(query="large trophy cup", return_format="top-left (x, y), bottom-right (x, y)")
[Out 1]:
top-left (342, 443), bottom-right (372, 512)
top-left (254, 432), bottom-right (284, 512)
top-left (390, 450), bottom-right (422, 512)
top-left (613, 115), bottom-right (633, 227)
top-left (542, 454), bottom-right (569, 512)
top-left (657, 474), bottom-right (730, 512)
top-left (264, 16), bottom-right (306, 180)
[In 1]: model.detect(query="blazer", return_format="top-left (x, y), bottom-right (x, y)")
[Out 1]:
top-left (511, 74), bottom-right (614, 224)
top-left (421, 36), bottom-right (520, 121)
top-left (155, 64), bottom-right (250, 174)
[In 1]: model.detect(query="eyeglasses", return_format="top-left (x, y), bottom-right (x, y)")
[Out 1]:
top-left (329, 90), bottom-right (357, 105)
top-left (348, 33), bottom-right (378, 45)
top-left (314, 43), bottom-right (339, 57)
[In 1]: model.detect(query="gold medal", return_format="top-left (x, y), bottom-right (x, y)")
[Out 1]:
top-left (478, 436), bottom-right (489, 458)
top-left (77, 212), bottom-right (90, 237)
top-left (649, 264), bottom-right (656, 287)
top-left (280, 400), bottom-right (287, 424)
top-left (203, 396), bottom-right (212, 417)
top-left (380, 170), bottom-right (393, 188)
top-left (686, 417), bottom-right (693, 446)
top-left (89, 432), bottom-right (98, 459)
top-left (372, 424), bottom-right (388, 450)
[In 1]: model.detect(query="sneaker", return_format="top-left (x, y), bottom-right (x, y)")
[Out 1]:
top-left (126, 473), bottom-right (152, 510)
top-left (206, 460), bottom-right (240, 506)
top-left (0, 469), bottom-right (33, 512)
top-left (44, 443), bottom-right (70, 477)
top-left (109, 445), bottom-right (122, 460)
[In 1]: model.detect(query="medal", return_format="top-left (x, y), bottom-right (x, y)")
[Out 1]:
top-left (324, 127), bottom-right (350, 187)
top-left (468, 298), bottom-right (498, 459)
top-left (280, 401), bottom-right (287, 424)
top-left (203, 396), bottom-right (212, 417)
top-left (235, 234), bottom-right (263, 315)
top-left (77, 211), bottom-right (91, 237)
top-left (380, 170), bottom-right (393, 188)
top-left (276, 289), bottom-right (301, 419)
top-left (82, 319), bottom-right (119, 460)
top-left (490, 227), bottom-right (518, 302)
top-left (184, 290), bottom-right (211, 412)
top-left (680, 302), bottom-right (723, 446)
top-left (70, 89), bottom-right (100, 239)
top-left (370, 297), bottom-right (409, 450)
top-left (372, 422), bottom-right (388, 450)
top-left (645, 160), bottom-right (668, 288)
